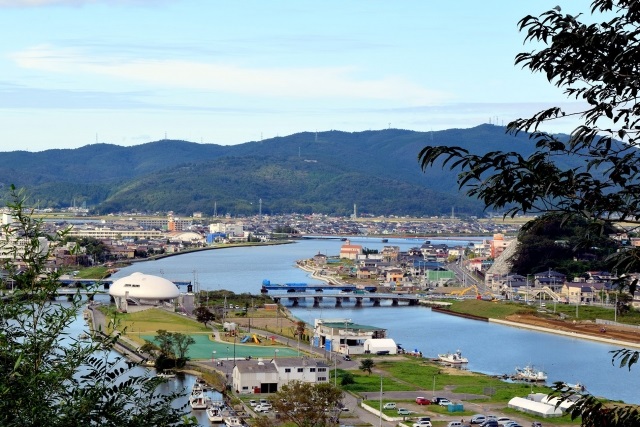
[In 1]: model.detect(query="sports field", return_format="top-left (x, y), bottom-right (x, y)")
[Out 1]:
top-left (141, 332), bottom-right (300, 360)
top-left (113, 307), bottom-right (301, 360)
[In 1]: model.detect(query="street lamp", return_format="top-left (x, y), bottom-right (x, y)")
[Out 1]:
top-left (274, 349), bottom-right (279, 359)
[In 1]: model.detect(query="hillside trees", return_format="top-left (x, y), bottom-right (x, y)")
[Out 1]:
top-left (418, 1), bottom-right (640, 425)
top-left (510, 214), bottom-right (619, 278)
top-left (0, 186), bottom-right (194, 427)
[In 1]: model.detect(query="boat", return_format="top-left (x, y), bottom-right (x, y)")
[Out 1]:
top-left (514, 365), bottom-right (547, 382)
top-left (206, 406), bottom-right (224, 423)
top-left (191, 382), bottom-right (205, 394)
top-left (563, 382), bottom-right (586, 391)
top-left (224, 416), bottom-right (244, 427)
top-left (189, 392), bottom-right (211, 410)
top-left (156, 370), bottom-right (176, 379)
top-left (438, 349), bottom-right (468, 364)
top-left (381, 238), bottom-right (389, 243)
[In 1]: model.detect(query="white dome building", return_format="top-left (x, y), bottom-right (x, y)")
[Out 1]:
top-left (109, 272), bottom-right (180, 312)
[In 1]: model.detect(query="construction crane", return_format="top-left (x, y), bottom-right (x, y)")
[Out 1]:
top-left (449, 285), bottom-right (495, 300)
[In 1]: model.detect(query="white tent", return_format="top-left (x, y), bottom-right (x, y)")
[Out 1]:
top-left (364, 338), bottom-right (397, 355)
top-left (507, 397), bottom-right (564, 418)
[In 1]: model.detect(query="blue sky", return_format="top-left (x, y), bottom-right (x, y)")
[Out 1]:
top-left (0, 0), bottom-right (592, 152)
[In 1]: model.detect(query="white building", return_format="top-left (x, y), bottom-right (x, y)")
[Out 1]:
top-left (232, 357), bottom-right (329, 394)
top-left (311, 318), bottom-right (390, 356)
top-left (209, 222), bottom-right (244, 237)
top-left (109, 272), bottom-right (180, 312)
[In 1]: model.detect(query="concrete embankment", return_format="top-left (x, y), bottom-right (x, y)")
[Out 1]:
top-left (432, 306), bottom-right (640, 349)
top-left (431, 306), bottom-right (489, 322)
top-left (489, 318), bottom-right (640, 349)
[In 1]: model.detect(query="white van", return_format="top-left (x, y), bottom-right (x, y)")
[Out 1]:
top-left (382, 402), bottom-right (396, 410)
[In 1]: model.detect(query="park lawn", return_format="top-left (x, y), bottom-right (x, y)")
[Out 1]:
top-left (338, 368), bottom-right (418, 393)
top-left (100, 307), bottom-right (211, 334)
top-left (75, 266), bottom-right (111, 279)
top-left (366, 357), bottom-right (553, 404)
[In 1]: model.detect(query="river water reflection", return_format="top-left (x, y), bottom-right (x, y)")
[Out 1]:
top-left (112, 237), bottom-right (639, 405)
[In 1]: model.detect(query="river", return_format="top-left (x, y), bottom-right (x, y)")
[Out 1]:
top-left (111, 237), bottom-right (639, 405)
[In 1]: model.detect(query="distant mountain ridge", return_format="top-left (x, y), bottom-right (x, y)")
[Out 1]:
top-left (0, 125), bottom-right (566, 217)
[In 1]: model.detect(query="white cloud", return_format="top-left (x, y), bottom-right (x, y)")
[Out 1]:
top-left (10, 45), bottom-right (451, 105)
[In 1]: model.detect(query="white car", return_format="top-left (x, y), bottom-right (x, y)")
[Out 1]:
top-left (254, 404), bottom-right (271, 413)
top-left (438, 398), bottom-right (452, 406)
top-left (413, 421), bottom-right (432, 427)
top-left (248, 400), bottom-right (257, 407)
top-left (382, 402), bottom-right (396, 410)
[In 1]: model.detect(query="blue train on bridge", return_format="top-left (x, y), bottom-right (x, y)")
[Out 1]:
top-left (260, 279), bottom-right (377, 294)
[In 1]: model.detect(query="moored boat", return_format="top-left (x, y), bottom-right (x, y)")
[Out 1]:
top-left (189, 392), bottom-right (211, 410)
top-left (563, 382), bottom-right (585, 391)
top-left (206, 406), bottom-right (224, 422)
top-left (224, 416), bottom-right (244, 427)
top-left (156, 370), bottom-right (176, 379)
top-left (438, 349), bottom-right (468, 364)
top-left (514, 364), bottom-right (547, 382)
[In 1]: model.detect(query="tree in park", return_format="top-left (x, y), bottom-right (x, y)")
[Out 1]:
top-left (359, 358), bottom-right (374, 375)
top-left (150, 330), bottom-right (195, 369)
top-left (193, 306), bottom-right (216, 326)
top-left (0, 186), bottom-right (195, 427)
top-left (263, 381), bottom-right (344, 427)
top-left (294, 320), bottom-right (306, 338)
top-left (418, 2), bottom-right (640, 425)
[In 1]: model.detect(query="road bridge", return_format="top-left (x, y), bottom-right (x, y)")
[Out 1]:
top-left (270, 292), bottom-right (419, 308)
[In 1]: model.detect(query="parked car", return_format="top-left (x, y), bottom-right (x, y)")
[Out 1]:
top-left (343, 355), bottom-right (351, 361)
top-left (254, 405), bottom-right (269, 413)
top-left (382, 402), bottom-right (396, 410)
top-left (531, 423), bottom-right (542, 427)
top-left (415, 397), bottom-right (431, 405)
top-left (496, 417), bottom-right (512, 426)
top-left (447, 422), bottom-right (463, 427)
top-left (480, 421), bottom-right (498, 427)
top-left (471, 415), bottom-right (487, 424)
top-left (397, 408), bottom-right (414, 416)
top-left (438, 398), bottom-right (452, 406)
top-left (432, 397), bottom-right (451, 405)
top-left (412, 421), bottom-right (432, 427)
top-left (504, 423), bottom-right (522, 427)
top-left (248, 400), bottom-right (257, 407)
top-left (416, 417), bottom-right (431, 423)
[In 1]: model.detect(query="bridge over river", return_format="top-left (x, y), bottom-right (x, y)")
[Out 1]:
top-left (261, 280), bottom-right (418, 307)
top-left (269, 292), bottom-right (419, 307)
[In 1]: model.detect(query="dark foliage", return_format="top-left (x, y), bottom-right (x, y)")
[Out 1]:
top-left (418, 1), bottom-right (640, 425)
top-left (510, 214), bottom-right (618, 278)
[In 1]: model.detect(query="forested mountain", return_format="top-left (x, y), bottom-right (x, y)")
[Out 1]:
top-left (0, 124), bottom-right (571, 217)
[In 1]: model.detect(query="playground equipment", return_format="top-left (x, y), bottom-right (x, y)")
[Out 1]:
top-left (240, 335), bottom-right (250, 343)
top-left (252, 334), bottom-right (261, 344)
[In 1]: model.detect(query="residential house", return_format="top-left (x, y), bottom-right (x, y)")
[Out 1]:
top-left (381, 246), bottom-right (400, 263)
top-left (339, 240), bottom-right (362, 260)
top-left (534, 270), bottom-right (566, 292)
top-left (312, 252), bottom-right (327, 266)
